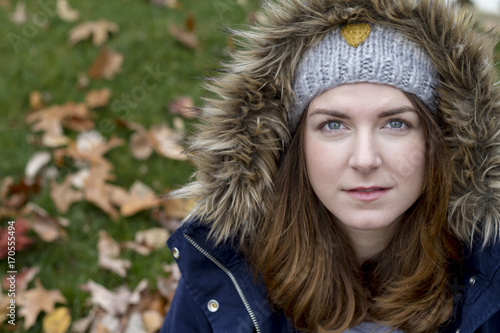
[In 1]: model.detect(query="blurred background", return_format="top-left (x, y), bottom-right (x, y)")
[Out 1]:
top-left (0, 0), bottom-right (498, 332)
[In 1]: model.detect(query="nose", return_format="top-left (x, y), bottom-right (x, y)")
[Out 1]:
top-left (348, 132), bottom-right (382, 173)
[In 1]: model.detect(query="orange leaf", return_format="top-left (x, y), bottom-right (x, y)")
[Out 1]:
top-left (120, 181), bottom-right (158, 217)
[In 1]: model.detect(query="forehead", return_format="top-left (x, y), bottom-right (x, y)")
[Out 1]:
top-left (308, 83), bottom-right (413, 115)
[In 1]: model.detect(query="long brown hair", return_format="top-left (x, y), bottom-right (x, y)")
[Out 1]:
top-left (246, 93), bottom-right (462, 332)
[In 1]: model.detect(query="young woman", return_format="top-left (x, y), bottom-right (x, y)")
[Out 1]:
top-left (160, 0), bottom-right (500, 332)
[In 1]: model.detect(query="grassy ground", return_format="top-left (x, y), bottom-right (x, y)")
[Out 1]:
top-left (0, 0), bottom-right (255, 331)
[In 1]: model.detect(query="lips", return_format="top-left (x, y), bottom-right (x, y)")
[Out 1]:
top-left (344, 186), bottom-right (390, 201)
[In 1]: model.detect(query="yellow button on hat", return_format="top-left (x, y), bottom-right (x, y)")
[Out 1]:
top-left (341, 23), bottom-right (371, 47)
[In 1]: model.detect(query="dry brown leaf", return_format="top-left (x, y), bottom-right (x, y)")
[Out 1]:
top-left (186, 12), bottom-right (195, 32)
top-left (57, 0), bottom-right (79, 22)
top-left (23, 204), bottom-right (66, 242)
top-left (122, 241), bottom-right (151, 255)
top-left (88, 47), bottom-right (123, 80)
top-left (105, 184), bottom-right (130, 207)
top-left (98, 231), bottom-right (130, 277)
top-left (71, 307), bottom-right (97, 333)
top-left (169, 24), bottom-right (198, 49)
top-left (25, 151), bottom-right (51, 185)
top-left (149, 124), bottom-right (187, 161)
top-left (85, 88), bottom-right (112, 108)
top-left (163, 197), bottom-right (193, 220)
top-left (83, 163), bottom-right (119, 219)
top-left (30, 91), bottom-right (47, 111)
top-left (61, 103), bottom-right (95, 132)
top-left (18, 278), bottom-right (67, 329)
top-left (3, 266), bottom-right (40, 294)
top-left (69, 132), bottom-right (123, 166)
top-left (99, 255), bottom-right (131, 277)
top-left (135, 228), bottom-right (169, 251)
top-left (120, 181), bottom-right (158, 217)
top-left (50, 176), bottom-right (84, 213)
top-left (130, 130), bottom-right (153, 160)
top-left (168, 96), bottom-right (197, 118)
top-left (68, 20), bottom-right (118, 46)
top-left (142, 309), bottom-right (164, 333)
top-left (42, 306), bottom-right (71, 333)
top-left (81, 281), bottom-right (130, 316)
top-left (97, 230), bottom-right (120, 258)
top-left (10, 1), bottom-right (26, 24)
top-left (0, 177), bottom-right (14, 201)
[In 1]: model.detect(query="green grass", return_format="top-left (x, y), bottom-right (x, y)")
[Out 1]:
top-left (0, 0), bottom-right (256, 331)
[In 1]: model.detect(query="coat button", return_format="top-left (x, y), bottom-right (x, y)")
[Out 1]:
top-left (172, 247), bottom-right (180, 260)
top-left (207, 299), bottom-right (219, 312)
top-left (469, 275), bottom-right (476, 286)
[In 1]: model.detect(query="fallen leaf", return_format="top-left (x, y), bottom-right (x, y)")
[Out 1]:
top-left (0, 177), bottom-right (14, 201)
top-left (142, 309), bottom-right (163, 333)
top-left (120, 181), bottom-right (158, 216)
top-left (42, 306), bottom-right (71, 333)
top-left (50, 176), bottom-right (84, 213)
top-left (88, 47), bottom-right (123, 80)
top-left (60, 103), bottom-right (94, 132)
top-left (9, 1), bottom-right (26, 24)
top-left (25, 151), bottom-right (51, 185)
top-left (149, 124), bottom-right (187, 160)
top-left (85, 88), bottom-right (111, 108)
top-left (68, 20), bottom-right (119, 46)
top-left (135, 228), bottom-right (169, 251)
top-left (22, 204), bottom-right (66, 242)
top-left (1, 266), bottom-right (40, 293)
top-left (57, 0), bottom-right (79, 22)
top-left (169, 23), bottom-right (198, 49)
top-left (97, 230), bottom-right (119, 256)
top-left (105, 184), bottom-right (130, 207)
top-left (83, 163), bottom-right (119, 219)
top-left (99, 255), bottom-right (131, 277)
top-left (81, 280), bottom-right (143, 316)
top-left (163, 197), bottom-right (193, 220)
top-left (186, 12), bottom-right (195, 32)
top-left (168, 96), bottom-right (197, 118)
top-left (71, 307), bottom-right (97, 333)
top-left (70, 131), bottom-right (123, 166)
top-left (124, 312), bottom-right (146, 333)
top-left (30, 91), bottom-right (47, 110)
top-left (18, 278), bottom-right (67, 330)
top-left (98, 231), bottom-right (130, 277)
top-left (0, 219), bottom-right (32, 259)
top-left (130, 130), bottom-right (153, 160)
top-left (2, 177), bottom-right (42, 209)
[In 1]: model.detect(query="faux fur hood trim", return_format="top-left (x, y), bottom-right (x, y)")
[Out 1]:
top-left (175, 0), bottom-right (500, 246)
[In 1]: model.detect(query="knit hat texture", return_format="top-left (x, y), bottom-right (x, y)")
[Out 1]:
top-left (289, 23), bottom-right (439, 132)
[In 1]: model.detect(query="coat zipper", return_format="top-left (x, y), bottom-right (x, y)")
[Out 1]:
top-left (183, 233), bottom-right (262, 333)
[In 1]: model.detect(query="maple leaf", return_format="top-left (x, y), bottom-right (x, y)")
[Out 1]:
top-left (68, 20), bottom-right (119, 46)
top-left (88, 47), bottom-right (123, 80)
top-left (18, 278), bottom-right (67, 329)
top-left (83, 163), bottom-right (120, 219)
top-left (56, 0), bottom-right (79, 22)
top-left (120, 180), bottom-right (158, 217)
top-left (50, 176), bottom-right (84, 213)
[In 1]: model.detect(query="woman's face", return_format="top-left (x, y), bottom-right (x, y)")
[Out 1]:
top-left (304, 83), bottom-right (426, 246)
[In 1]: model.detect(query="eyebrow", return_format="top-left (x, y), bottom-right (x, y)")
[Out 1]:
top-left (308, 106), bottom-right (417, 119)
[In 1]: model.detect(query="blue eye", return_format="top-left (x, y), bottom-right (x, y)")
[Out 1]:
top-left (389, 121), bottom-right (404, 128)
top-left (326, 121), bottom-right (343, 130)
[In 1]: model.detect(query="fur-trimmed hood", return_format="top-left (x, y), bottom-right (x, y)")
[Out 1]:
top-left (176, 0), bottom-right (500, 246)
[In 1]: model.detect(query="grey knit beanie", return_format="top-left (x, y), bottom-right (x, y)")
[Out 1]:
top-left (289, 23), bottom-right (439, 132)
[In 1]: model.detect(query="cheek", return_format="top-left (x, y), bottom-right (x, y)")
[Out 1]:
top-left (391, 139), bottom-right (426, 184)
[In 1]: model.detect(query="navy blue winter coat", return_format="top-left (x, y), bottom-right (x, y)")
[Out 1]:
top-left (160, 220), bottom-right (500, 333)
